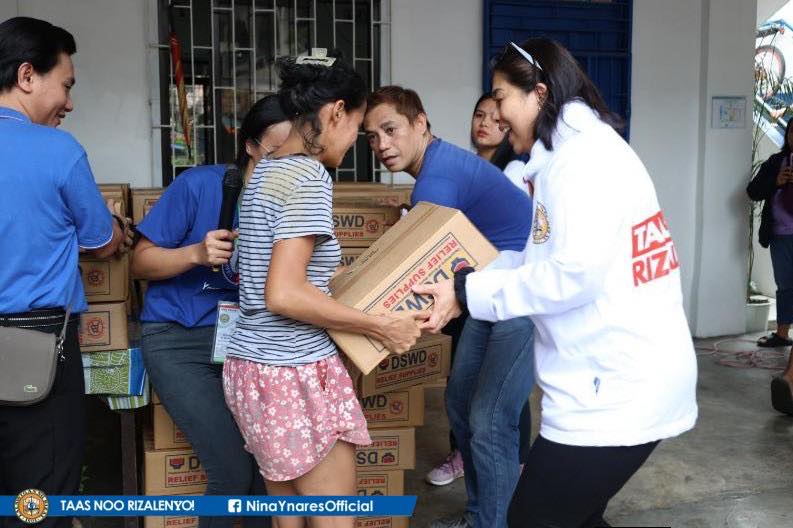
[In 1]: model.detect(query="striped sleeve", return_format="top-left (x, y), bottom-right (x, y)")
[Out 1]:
top-left (272, 169), bottom-right (334, 242)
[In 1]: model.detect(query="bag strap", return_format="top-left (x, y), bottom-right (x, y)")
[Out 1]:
top-left (56, 305), bottom-right (72, 361)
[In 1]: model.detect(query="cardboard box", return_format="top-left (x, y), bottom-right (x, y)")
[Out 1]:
top-left (422, 377), bottom-right (447, 389)
top-left (145, 516), bottom-right (241, 528)
top-left (360, 386), bottom-right (424, 428)
top-left (144, 516), bottom-right (198, 528)
top-left (79, 302), bottom-right (129, 353)
top-left (335, 183), bottom-right (413, 207)
top-left (355, 518), bottom-right (408, 528)
top-left (143, 434), bottom-right (207, 495)
top-left (341, 246), bottom-right (366, 267)
top-left (356, 428), bottom-right (414, 471)
top-left (349, 334), bottom-right (451, 397)
top-left (333, 202), bottom-right (400, 247)
top-left (98, 183), bottom-right (129, 217)
top-left (329, 202), bottom-right (497, 373)
top-left (153, 404), bottom-right (190, 450)
top-left (143, 494), bottom-right (200, 528)
top-left (79, 255), bottom-right (129, 303)
top-left (356, 470), bottom-right (404, 496)
top-left (132, 188), bottom-right (164, 225)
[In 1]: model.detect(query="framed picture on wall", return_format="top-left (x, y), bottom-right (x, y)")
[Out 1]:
top-left (712, 96), bottom-right (747, 129)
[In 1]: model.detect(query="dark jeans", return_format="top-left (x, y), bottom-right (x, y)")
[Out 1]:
top-left (508, 436), bottom-right (659, 528)
top-left (447, 316), bottom-right (535, 528)
top-left (142, 322), bottom-right (269, 528)
top-left (445, 317), bottom-right (532, 463)
top-left (0, 315), bottom-right (83, 528)
top-left (770, 234), bottom-right (793, 325)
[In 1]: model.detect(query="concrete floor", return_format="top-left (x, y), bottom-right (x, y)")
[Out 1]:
top-left (407, 334), bottom-right (793, 527)
top-left (80, 333), bottom-right (793, 528)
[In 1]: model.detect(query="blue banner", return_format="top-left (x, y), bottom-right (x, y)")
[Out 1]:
top-left (1, 495), bottom-right (416, 518)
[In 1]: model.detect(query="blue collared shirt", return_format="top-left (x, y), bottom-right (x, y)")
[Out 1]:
top-left (0, 106), bottom-right (112, 313)
top-left (412, 138), bottom-right (533, 251)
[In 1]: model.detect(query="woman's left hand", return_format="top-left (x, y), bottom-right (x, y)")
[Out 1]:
top-left (412, 279), bottom-right (462, 333)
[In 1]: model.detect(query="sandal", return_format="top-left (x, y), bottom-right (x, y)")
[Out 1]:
top-left (771, 376), bottom-right (793, 415)
top-left (756, 332), bottom-right (793, 348)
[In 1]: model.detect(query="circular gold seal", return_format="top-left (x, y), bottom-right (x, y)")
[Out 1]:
top-left (14, 489), bottom-right (49, 524)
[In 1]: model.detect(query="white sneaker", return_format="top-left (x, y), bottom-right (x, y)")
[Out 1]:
top-left (425, 449), bottom-right (465, 486)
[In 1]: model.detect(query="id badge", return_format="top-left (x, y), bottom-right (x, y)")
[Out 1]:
top-left (211, 301), bottom-right (240, 363)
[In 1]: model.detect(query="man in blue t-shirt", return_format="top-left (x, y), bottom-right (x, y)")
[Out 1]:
top-left (364, 86), bottom-right (534, 528)
top-left (0, 17), bottom-right (127, 524)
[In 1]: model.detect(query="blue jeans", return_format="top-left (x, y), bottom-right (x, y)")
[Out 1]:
top-left (770, 234), bottom-right (793, 325)
top-left (142, 323), bottom-right (269, 528)
top-left (446, 316), bottom-right (535, 528)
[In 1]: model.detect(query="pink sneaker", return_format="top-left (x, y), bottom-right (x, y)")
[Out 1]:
top-left (425, 449), bottom-right (465, 486)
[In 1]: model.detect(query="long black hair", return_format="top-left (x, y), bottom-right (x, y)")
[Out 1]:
top-left (471, 93), bottom-right (520, 171)
top-left (491, 38), bottom-right (623, 151)
top-left (276, 52), bottom-right (367, 154)
top-left (235, 94), bottom-right (289, 169)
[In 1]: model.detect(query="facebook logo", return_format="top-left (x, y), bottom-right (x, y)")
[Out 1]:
top-left (227, 499), bottom-right (242, 513)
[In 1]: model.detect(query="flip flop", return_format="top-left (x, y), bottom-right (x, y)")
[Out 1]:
top-left (757, 332), bottom-right (793, 348)
top-left (771, 376), bottom-right (793, 416)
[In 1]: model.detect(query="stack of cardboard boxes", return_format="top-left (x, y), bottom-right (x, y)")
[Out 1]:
top-left (79, 185), bottom-right (133, 390)
top-left (143, 390), bottom-right (208, 528)
top-left (129, 188), bottom-right (164, 314)
top-left (128, 187), bottom-right (207, 528)
top-left (330, 201), bottom-right (499, 528)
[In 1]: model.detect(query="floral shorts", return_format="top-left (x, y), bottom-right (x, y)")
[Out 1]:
top-left (223, 354), bottom-right (371, 481)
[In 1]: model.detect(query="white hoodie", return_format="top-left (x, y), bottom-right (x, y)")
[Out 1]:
top-left (466, 101), bottom-right (698, 447)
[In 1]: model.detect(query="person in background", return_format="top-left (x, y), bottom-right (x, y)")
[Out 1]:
top-left (421, 93), bottom-right (534, 492)
top-left (364, 86), bottom-right (534, 528)
top-left (223, 51), bottom-right (424, 528)
top-left (471, 93), bottom-right (527, 194)
top-left (415, 38), bottom-right (698, 528)
top-left (131, 95), bottom-right (291, 528)
top-left (747, 118), bottom-right (793, 416)
top-left (0, 17), bottom-right (127, 528)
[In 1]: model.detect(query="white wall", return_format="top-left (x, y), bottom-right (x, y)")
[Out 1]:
top-left (758, 0), bottom-right (789, 21)
top-left (631, 0), bottom-right (756, 337)
top-left (389, 0), bottom-right (481, 185)
top-left (4, 0), bottom-right (152, 187)
top-left (630, 0), bottom-right (704, 321)
top-left (694, 0), bottom-right (756, 336)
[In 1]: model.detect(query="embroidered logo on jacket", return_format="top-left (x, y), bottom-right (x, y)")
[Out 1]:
top-left (631, 211), bottom-right (680, 286)
top-left (532, 202), bottom-right (550, 244)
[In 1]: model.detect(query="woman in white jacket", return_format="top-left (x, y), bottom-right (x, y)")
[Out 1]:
top-left (414, 38), bottom-right (698, 528)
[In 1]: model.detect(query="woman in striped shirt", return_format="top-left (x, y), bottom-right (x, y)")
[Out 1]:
top-left (223, 52), bottom-right (424, 528)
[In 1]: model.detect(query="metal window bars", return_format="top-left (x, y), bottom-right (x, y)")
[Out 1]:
top-left (149, 0), bottom-right (390, 186)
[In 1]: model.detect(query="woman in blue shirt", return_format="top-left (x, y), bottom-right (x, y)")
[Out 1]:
top-left (131, 95), bottom-right (291, 528)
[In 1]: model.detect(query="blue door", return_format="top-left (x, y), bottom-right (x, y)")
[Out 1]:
top-left (483, 0), bottom-right (633, 137)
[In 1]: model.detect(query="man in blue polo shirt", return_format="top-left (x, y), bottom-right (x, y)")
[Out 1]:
top-left (0, 17), bottom-right (126, 524)
top-left (364, 86), bottom-right (534, 528)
